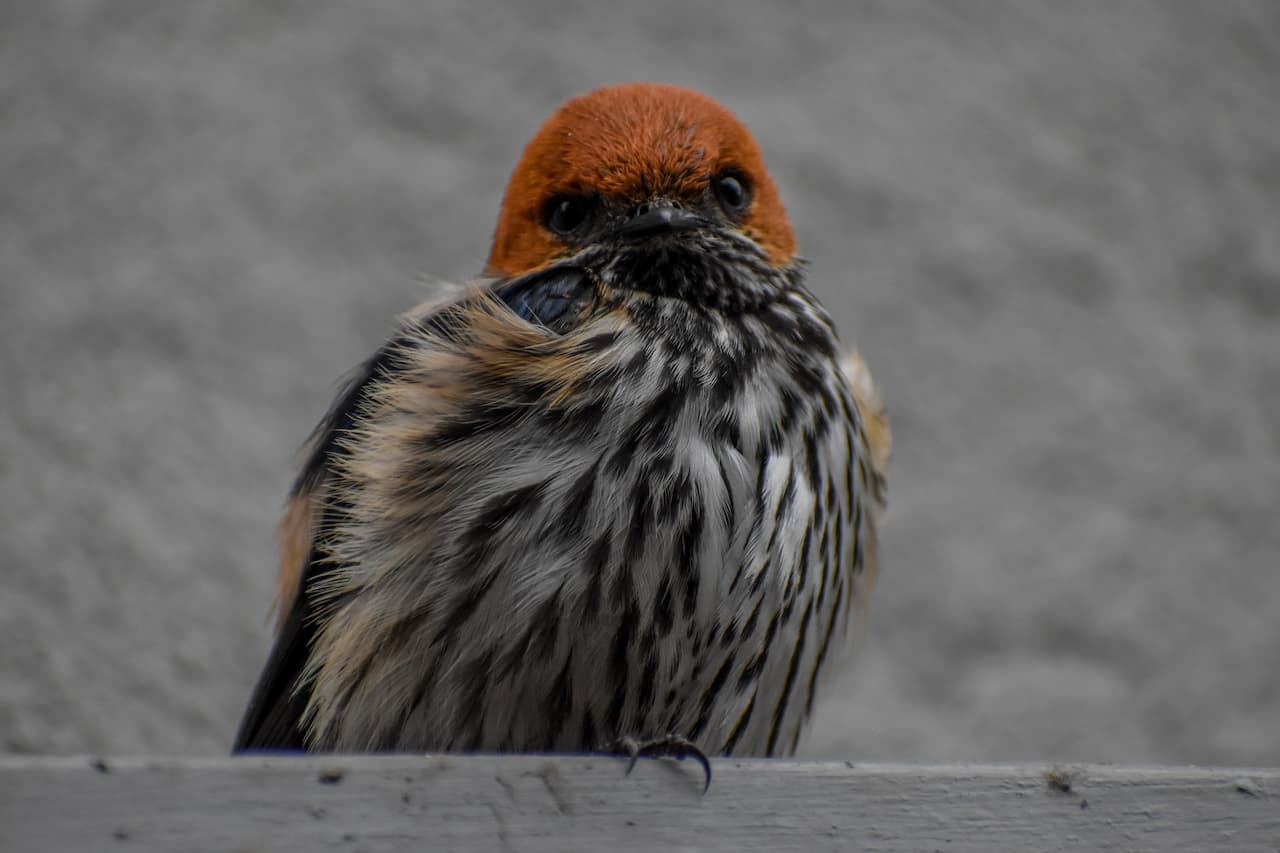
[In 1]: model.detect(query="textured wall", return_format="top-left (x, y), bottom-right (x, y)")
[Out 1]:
top-left (2, 2), bottom-right (1278, 764)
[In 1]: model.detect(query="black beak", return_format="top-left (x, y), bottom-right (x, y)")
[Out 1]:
top-left (614, 203), bottom-right (709, 239)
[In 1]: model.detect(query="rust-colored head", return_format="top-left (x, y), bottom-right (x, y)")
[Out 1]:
top-left (486, 83), bottom-right (796, 276)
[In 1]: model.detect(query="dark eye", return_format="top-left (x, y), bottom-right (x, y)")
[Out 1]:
top-left (543, 194), bottom-right (596, 236)
top-left (712, 171), bottom-right (751, 215)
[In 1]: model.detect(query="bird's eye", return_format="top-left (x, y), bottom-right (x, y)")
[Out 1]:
top-left (543, 194), bottom-right (596, 236)
top-left (712, 171), bottom-right (751, 215)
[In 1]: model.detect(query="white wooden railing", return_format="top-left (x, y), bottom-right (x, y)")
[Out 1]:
top-left (2, 755), bottom-right (1277, 851)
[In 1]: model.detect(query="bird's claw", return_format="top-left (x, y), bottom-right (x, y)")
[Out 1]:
top-left (614, 734), bottom-right (712, 794)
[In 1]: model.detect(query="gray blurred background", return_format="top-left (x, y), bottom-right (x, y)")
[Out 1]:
top-left (3, 2), bottom-right (1278, 765)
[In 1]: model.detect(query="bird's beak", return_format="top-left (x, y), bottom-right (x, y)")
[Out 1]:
top-left (614, 203), bottom-right (710, 240)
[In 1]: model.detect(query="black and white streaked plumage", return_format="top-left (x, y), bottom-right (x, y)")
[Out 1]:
top-left (234, 83), bottom-right (889, 759)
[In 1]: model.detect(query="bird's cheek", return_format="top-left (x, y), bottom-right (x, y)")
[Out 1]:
top-left (739, 223), bottom-right (771, 254)
top-left (489, 217), bottom-right (564, 277)
top-left (742, 221), bottom-right (797, 268)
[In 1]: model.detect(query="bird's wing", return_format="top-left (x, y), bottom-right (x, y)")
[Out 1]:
top-left (232, 266), bottom-right (597, 752)
top-left (841, 349), bottom-right (890, 509)
top-left (836, 345), bottom-right (890, 641)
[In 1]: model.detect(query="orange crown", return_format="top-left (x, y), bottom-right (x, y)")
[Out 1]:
top-left (486, 82), bottom-right (796, 276)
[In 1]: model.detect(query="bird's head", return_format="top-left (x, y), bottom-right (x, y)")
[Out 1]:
top-left (486, 83), bottom-right (797, 308)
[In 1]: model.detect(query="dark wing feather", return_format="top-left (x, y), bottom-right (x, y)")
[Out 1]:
top-left (232, 266), bottom-right (594, 753)
top-left (233, 333), bottom-right (410, 752)
top-left (492, 267), bottom-right (595, 334)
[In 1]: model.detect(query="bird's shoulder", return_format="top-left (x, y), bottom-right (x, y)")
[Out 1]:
top-left (273, 265), bottom-right (599, 621)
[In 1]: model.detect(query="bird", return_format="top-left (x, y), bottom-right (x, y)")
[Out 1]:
top-left (233, 82), bottom-right (890, 766)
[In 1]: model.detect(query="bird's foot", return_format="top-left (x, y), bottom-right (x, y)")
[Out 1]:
top-left (614, 734), bottom-right (712, 794)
